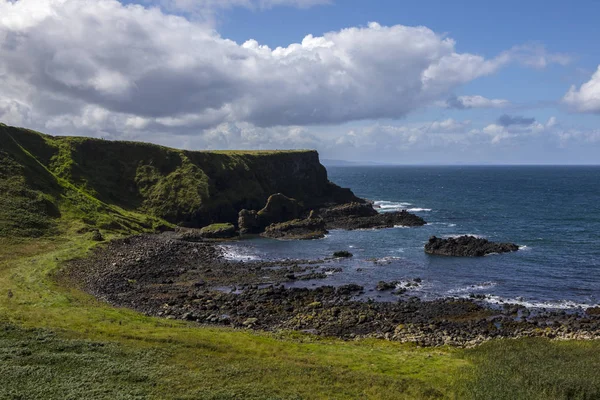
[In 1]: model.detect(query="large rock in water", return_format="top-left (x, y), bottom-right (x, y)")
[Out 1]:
top-left (321, 202), bottom-right (426, 230)
top-left (261, 217), bottom-right (327, 240)
top-left (424, 235), bottom-right (519, 257)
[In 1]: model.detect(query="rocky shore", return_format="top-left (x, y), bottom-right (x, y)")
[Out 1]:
top-left (66, 234), bottom-right (600, 348)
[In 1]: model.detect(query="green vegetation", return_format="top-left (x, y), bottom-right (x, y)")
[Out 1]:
top-left (2, 122), bottom-right (600, 399)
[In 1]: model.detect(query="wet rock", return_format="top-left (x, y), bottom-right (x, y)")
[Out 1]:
top-left (199, 223), bottom-right (237, 239)
top-left (376, 281), bottom-right (399, 291)
top-left (262, 218), bottom-right (328, 240)
top-left (321, 202), bottom-right (426, 230)
top-left (238, 209), bottom-right (261, 234)
top-left (424, 235), bottom-right (519, 257)
top-left (333, 251), bottom-right (353, 258)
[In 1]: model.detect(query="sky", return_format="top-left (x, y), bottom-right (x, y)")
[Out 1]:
top-left (1, 0), bottom-right (599, 164)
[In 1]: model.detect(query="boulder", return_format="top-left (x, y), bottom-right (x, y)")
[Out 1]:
top-left (199, 223), bottom-right (237, 239)
top-left (261, 218), bottom-right (327, 240)
top-left (238, 209), bottom-right (261, 234)
top-left (322, 203), bottom-right (426, 230)
top-left (333, 251), bottom-right (353, 258)
top-left (424, 235), bottom-right (519, 257)
top-left (320, 202), bottom-right (378, 219)
top-left (257, 193), bottom-right (301, 224)
top-left (239, 193), bottom-right (301, 234)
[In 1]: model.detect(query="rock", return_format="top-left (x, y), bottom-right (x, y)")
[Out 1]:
top-left (320, 202), bottom-right (378, 219)
top-left (424, 235), bottom-right (519, 257)
top-left (261, 218), bottom-right (328, 240)
top-left (238, 209), bottom-right (261, 234)
top-left (258, 193), bottom-right (301, 225)
top-left (333, 251), bottom-right (353, 258)
top-left (90, 229), bottom-right (104, 242)
top-left (238, 193), bottom-right (301, 234)
top-left (199, 223), bottom-right (237, 239)
top-left (376, 281), bottom-right (399, 291)
top-left (321, 203), bottom-right (426, 230)
top-left (243, 317), bottom-right (258, 326)
top-left (586, 307), bottom-right (600, 316)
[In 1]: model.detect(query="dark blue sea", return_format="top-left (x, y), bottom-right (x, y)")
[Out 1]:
top-left (223, 166), bottom-right (600, 309)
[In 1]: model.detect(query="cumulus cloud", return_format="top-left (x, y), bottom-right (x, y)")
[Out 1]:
top-left (441, 95), bottom-right (510, 109)
top-left (563, 65), bottom-right (600, 113)
top-left (496, 114), bottom-right (536, 127)
top-left (0, 0), bottom-right (571, 143)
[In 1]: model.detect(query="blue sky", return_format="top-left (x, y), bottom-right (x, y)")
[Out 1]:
top-left (1, 0), bottom-right (599, 163)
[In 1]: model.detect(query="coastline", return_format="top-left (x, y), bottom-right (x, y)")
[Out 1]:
top-left (66, 233), bottom-right (600, 347)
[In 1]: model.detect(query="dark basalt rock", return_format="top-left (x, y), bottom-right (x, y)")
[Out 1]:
top-left (322, 202), bottom-right (427, 230)
top-left (239, 193), bottom-right (301, 234)
top-left (261, 218), bottom-right (328, 240)
top-left (238, 209), bottom-right (260, 234)
top-left (424, 235), bottom-right (519, 257)
top-left (333, 251), bottom-right (353, 258)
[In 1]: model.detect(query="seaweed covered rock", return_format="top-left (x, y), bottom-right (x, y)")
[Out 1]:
top-left (200, 223), bottom-right (237, 239)
top-left (179, 224), bottom-right (237, 241)
top-left (261, 218), bottom-right (327, 240)
top-left (424, 235), bottom-right (519, 257)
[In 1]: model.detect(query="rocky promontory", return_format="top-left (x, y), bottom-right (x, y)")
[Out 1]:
top-left (425, 235), bottom-right (519, 257)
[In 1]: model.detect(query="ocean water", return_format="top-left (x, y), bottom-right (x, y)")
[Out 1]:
top-left (223, 166), bottom-right (600, 310)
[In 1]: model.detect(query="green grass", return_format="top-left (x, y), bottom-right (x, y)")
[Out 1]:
top-left (0, 237), bottom-right (465, 399)
top-left (0, 323), bottom-right (165, 400)
top-left (458, 338), bottom-right (600, 400)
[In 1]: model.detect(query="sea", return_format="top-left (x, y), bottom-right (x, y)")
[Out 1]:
top-left (222, 166), bottom-right (600, 310)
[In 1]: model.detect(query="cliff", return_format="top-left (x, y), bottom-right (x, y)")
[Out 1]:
top-left (0, 123), bottom-right (359, 237)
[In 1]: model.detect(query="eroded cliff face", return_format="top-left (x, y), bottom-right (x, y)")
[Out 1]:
top-left (0, 124), bottom-right (360, 231)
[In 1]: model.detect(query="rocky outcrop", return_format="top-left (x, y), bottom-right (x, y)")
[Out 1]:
top-left (257, 193), bottom-right (301, 224)
top-left (322, 203), bottom-right (426, 230)
top-left (200, 223), bottom-right (237, 239)
top-left (239, 193), bottom-right (302, 234)
top-left (238, 209), bottom-right (261, 234)
top-left (424, 236), bottom-right (519, 257)
top-left (261, 218), bottom-right (327, 240)
top-left (177, 223), bottom-right (237, 241)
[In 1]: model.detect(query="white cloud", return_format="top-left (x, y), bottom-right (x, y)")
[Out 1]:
top-left (478, 116), bottom-right (555, 144)
top-left (563, 65), bottom-right (600, 113)
top-left (0, 0), bottom-right (570, 143)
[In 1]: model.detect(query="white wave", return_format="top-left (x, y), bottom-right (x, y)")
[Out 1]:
top-left (371, 256), bottom-right (404, 264)
top-left (447, 282), bottom-right (497, 294)
top-left (393, 225), bottom-right (410, 229)
top-left (407, 208), bottom-right (432, 212)
top-left (219, 245), bottom-right (260, 261)
top-left (427, 222), bottom-right (457, 227)
top-left (480, 295), bottom-right (598, 310)
top-left (442, 233), bottom-right (486, 239)
top-left (519, 245), bottom-right (530, 251)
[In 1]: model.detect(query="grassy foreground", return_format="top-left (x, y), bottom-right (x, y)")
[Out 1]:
top-left (2, 236), bottom-right (600, 399)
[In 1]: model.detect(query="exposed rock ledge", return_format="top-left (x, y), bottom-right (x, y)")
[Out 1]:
top-left (424, 235), bottom-right (519, 257)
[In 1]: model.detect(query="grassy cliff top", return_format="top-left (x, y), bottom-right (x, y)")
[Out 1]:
top-left (0, 123), bottom-right (354, 238)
